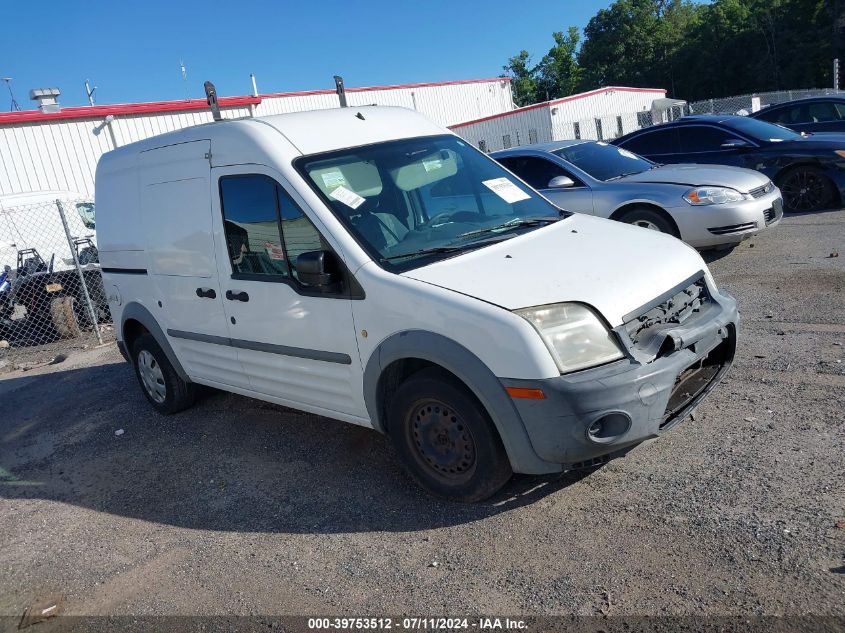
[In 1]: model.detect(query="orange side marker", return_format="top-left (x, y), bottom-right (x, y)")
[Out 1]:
top-left (505, 387), bottom-right (546, 400)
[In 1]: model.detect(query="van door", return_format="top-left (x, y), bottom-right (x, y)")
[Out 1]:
top-left (210, 166), bottom-right (367, 422)
top-left (139, 141), bottom-right (249, 389)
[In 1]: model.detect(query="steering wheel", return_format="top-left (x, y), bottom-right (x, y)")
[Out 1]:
top-left (424, 212), bottom-right (456, 227)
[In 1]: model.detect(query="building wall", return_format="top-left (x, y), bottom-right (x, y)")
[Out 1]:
top-left (0, 78), bottom-right (513, 198)
top-left (451, 87), bottom-right (665, 151)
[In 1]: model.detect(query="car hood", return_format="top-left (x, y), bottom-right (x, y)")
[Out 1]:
top-left (401, 214), bottom-right (708, 327)
top-left (617, 164), bottom-right (769, 192)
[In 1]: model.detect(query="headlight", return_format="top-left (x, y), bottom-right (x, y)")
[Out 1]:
top-left (515, 303), bottom-right (625, 374)
top-left (683, 186), bottom-right (745, 205)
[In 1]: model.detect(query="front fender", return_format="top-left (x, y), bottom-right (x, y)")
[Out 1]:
top-left (363, 330), bottom-right (560, 474)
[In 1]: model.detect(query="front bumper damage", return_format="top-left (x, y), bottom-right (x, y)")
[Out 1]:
top-left (501, 272), bottom-right (738, 470)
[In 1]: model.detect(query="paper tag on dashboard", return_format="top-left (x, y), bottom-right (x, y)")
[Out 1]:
top-left (482, 178), bottom-right (531, 204)
top-left (329, 185), bottom-right (365, 209)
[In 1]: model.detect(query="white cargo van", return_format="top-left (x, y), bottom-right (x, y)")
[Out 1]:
top-left (96, 106), bottom-right (738, 501)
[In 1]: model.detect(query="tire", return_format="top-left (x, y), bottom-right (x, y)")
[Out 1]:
top-left (618, 207), bottom-right (679, 237)
top-left (49, 296), bottom-right (80, 338)
top-left (131, 333), bottom-right (196, 414)
top-left (777, 166), bottom-right (837, 212)
top-left (387, 368), bottom-right (512, 502)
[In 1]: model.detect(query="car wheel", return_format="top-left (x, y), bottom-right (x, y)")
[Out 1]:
top-left (131, 333), bottom-right (196, 414)
top-left (387, 368), bottom-right (513, 502)
top-left (49, 296), bottom-right (80, 338)
top-left (618, 207), bottom-right (679, 236)
top-left (778, 166), bottom-right (836, 212)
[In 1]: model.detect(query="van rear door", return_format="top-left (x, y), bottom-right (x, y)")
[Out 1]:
top-left (139, 140), bottom-right (249, 389)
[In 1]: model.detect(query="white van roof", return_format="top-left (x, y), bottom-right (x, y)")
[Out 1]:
top-left (99, 106), bottom-right (448, 169)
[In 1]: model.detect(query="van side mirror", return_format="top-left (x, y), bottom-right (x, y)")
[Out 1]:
top-left (296, 250), bottom-right (340, 288)
top-left (721, 138), bottom-right (751, 149)
top-left (547, 175), bottom-right (575, 189)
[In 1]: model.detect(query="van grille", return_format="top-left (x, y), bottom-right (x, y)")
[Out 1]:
top-left (624, 276), bottom-right (710, 347)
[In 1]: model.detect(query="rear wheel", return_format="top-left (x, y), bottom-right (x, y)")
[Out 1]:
top-left (618, 207), bottom-right (679, 236)
top-left (387, 368), bottom-right (512, 502)
top-left (131, 333), bottom-right (196, 414)
top-left (778, 166), bottom-right (836, 212)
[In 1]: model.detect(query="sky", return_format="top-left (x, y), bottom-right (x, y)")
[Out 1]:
top-left (1, 0), bottom-right (615, 109)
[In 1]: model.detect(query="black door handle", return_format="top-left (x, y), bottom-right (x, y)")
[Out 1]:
top-left (196, 287), bottom-right (216, 299)
top-left (225, 290), bottom-right (249, 302)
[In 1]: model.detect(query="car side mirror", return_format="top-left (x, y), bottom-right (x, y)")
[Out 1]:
top-left (547, 175), bottom-right (575, 189)
top-left (296, 250), bottom-right (340, 289)
top-left (721, 138), bottom-right (751, 149)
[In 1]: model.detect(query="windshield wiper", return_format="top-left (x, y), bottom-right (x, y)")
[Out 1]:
top-left (606, 170), bottom-right (646, 181)
top-left (457, 217), bottom-right (561, 239)
top-left (380, 235), bottom-right (517, 262)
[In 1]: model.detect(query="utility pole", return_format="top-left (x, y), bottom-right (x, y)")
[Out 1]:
top-left (1, 77), bottom-right (21, 111)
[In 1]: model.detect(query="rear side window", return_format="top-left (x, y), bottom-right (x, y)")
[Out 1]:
top-left (807, 101), bottom-right (839, 122)
top-left (677, 126), bottom-right (734, 152)
top-left (497, 156), bottom-right (571, 189)
top-left (618, 128), bottom-right (679, 156)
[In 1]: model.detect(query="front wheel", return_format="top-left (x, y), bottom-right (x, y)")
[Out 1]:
top-left (618, 207), bottom-right (679, 236)
top-left (387, 368), bottom-right (512, 502)
top-left (778, 166), bottom-right (836, 212)
top-left (131, 333), bottom-right (196, 414)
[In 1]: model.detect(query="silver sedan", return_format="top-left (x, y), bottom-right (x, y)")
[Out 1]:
top-left (492, 141), bottom-right (783, 249)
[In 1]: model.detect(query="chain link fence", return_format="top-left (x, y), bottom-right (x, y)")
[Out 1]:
top-left (0, 196), bottom-right (113, 373)
top-left (688, 88), bottom-right (845, 116)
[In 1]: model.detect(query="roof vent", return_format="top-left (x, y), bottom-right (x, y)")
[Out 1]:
top-left (30, 87), bottom-right (61, 113)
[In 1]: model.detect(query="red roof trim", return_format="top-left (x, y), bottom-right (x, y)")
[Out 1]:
top-left (259, 76), bottom-right (510, 99)
top-left (0, 95), bottom-right (262, 125)
top-left (0, 77), bottom-right (511, 126)
top-left (449, 86), bottom-right (667, 129)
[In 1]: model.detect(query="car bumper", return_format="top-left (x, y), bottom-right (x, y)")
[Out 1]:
top-left (669, 190), bottom-right (783, 248)
top-left (500, 283), bottom-right (738, 470)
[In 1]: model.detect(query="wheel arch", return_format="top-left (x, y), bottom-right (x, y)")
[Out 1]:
top-left (774, 162), bottom-right (842, 208)
top-left (120, 302), bottom-right (190, 381)
top-left (362, 330), bottom-right (555, 474)
top-left (610, 202), bottom-right (681, 237)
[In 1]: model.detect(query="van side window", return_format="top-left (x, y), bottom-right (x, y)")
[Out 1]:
top-left (220, 175), bottom-right (290, 278)
top-left (277, 186), bottom-right (328, 285)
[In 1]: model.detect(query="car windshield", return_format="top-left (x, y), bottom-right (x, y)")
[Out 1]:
top-left (725, 117), bottom-right (801, 142)
top-left (554, 142), bottom-right (653, 181)
top-left (296, 135), bottom-right (565, 271)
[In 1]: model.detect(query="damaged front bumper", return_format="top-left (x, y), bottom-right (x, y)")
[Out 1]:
top-left (501, 272), bottom-right (738, 470)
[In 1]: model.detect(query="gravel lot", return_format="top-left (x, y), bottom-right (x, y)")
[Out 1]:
top-left (1, 209), bottom-right (843, 624)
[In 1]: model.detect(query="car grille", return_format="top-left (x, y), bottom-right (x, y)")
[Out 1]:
top-left (749, 181), bottom-right (774, 199)
top-left (707, 221), bottom-right (758, 235)
top-left (624, 276), bottom-right (710, 348)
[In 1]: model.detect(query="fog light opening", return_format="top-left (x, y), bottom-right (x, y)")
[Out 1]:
top-left (587, 413), bottom-right (632, 444)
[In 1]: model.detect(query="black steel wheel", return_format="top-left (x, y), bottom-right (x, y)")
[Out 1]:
top-left (387, 368), bottom-right (512, 502)
top-left (778, 167), bottom-right (836, 212)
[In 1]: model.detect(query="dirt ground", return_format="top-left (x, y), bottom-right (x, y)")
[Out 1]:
top-left (1, 209), bottom-right (843, 624)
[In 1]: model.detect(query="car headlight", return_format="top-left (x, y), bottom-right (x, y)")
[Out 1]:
top-left (515, 303), bottom-right (625, 374)
top-left (683, 186), bottom-right (745, 205)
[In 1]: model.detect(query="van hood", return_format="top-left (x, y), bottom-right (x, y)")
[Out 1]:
top-left (401, 214), bottom-right (708, 327)
top-left (617, 164), bottom-right (769, 192)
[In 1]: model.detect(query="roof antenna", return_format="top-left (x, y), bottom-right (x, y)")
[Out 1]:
top-left (334, 75), bottom-right (347, 108)
top-left (84, 79), bottom-right (97, 106)
top-left (204, 81), bottom-right (222, 121)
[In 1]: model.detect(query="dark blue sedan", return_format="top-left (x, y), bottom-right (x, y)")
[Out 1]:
top-left (613, 115), bottom-right (845, 212)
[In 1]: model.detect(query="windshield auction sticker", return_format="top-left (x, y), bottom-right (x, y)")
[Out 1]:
top-left (329, 185), bottom-right (366, 209)
top-left (482, 178), bottom-right (531, 204)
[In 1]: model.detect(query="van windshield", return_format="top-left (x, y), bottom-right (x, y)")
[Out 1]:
top-left (296, 135), bottom-right (565, 271)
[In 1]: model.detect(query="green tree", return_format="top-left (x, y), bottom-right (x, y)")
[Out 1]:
top-left (536, 27), bottom-right (583, 100)
top-left (502, 50), bottom-right (541, 107)
top-left (576, 0), bottom-right (702, 95)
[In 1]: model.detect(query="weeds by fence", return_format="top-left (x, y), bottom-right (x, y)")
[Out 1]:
top-left (0, 196), bottom-right (112, 373)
